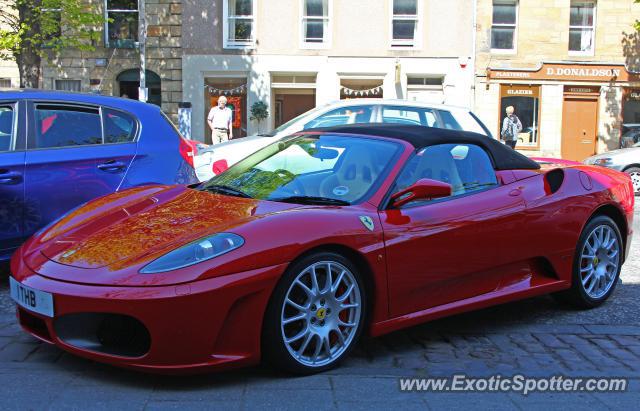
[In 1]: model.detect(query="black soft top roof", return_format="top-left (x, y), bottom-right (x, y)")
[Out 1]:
top-left (308, 124), bottom-right (540, 170)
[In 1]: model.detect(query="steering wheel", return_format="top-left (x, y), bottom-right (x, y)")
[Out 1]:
top-left (273, 169), bottom-right (306, 196)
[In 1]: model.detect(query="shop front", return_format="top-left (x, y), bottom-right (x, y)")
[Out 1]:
top-left (481, 62), bottom-right (640, 161)
top-left (183, 55), bottom-right (473, 142)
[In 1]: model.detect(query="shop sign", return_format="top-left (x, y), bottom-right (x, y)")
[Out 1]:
top-left (489, 63), bottom-right (640, 83)
top-left (565, 86), bottom-right (600, 94)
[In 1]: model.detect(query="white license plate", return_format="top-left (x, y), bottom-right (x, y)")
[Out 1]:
top-left (9, 277), bottom-right (54, 317)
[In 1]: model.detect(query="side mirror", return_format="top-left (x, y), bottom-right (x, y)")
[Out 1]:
top-left (390, 178), bottom-right (452, 207)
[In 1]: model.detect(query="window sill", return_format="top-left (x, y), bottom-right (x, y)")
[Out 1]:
top-left (390, 43), bottom-right (420, 50)
top-left (300, 42), bottom-right (330, 50)
top-left (568, 50), bottom-right (595, 57)
top-left (223, 41), bottom-right (257, 50)
top-left (490, 49), bottom-right (517, 55)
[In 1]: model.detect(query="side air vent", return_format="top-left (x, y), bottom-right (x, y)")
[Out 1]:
top-left (545, 169), bottom-right (565, 194)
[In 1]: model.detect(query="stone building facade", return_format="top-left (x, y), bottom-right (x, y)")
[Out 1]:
top-left (474, 0), bottom-right (640, 160)
top-left (42, 0), bottom-right (184, 121)
top-left (182, 0), bottom-right (475, 142)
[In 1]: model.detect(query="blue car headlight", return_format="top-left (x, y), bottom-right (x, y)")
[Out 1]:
top-left (140, 233), bottom-right (245, 274)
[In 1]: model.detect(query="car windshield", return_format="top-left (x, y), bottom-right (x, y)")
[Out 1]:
top-left (199, 134), bottom-right (402, 204)
top-left (258, 106), bottom-right (328, 137)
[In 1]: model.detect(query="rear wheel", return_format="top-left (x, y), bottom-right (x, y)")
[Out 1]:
top-left (262, 252), bottom-right (366, 374)
top-left (553, 215), bottom-right (622, 308)
top-left (624, 166), bottom-right (640, 195)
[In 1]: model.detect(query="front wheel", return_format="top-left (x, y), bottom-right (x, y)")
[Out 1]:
top-left (262, 252), bottom-right (366, 374)
top-left (553, 215), bottom-right (623, 308)
top-left (624, 167), bottom-right (640, 195)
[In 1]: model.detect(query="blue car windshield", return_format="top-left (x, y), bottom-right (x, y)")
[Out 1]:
top-left (199, 134), bottom-right (402, 205)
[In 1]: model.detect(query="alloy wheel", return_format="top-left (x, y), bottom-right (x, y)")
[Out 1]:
top-left (280, 261), bottom-right (362, 367)
top-left (579, 225), bottom-right (620, 299)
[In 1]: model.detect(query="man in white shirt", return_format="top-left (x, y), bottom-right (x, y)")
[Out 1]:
top-left (207, 96), bottom-right (233, 144)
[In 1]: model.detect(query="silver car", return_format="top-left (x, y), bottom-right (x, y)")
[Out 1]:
top-left (193, 99), bottom-right (494, 181)
top-left (584, 143), bottom-right (640, 195)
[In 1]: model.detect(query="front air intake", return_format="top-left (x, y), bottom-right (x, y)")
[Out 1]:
top-left (55, 313), bottom-right (151, 358)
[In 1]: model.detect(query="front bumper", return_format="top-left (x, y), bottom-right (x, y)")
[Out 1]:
top-left (10, 262), bottom-right (285, 374)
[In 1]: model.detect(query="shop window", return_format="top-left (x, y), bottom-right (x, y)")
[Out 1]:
top-left (105, 0), bottom-right (138, 48)
top-left (205, 78), bottom-right (247, 140)
top-left (391, 0), bottom-right (420, 47)
top-left (622, 89), bottom-right (640, 147)
top-left (499, 85), bottom-right (541, 149)
top-left (569, 1), bottom-right (596, 55)
top-left (491, 0), bottom-right (518, 52)
top-left (301, 0), bottom-right (330, 46)
top-left (340, 79), bottom-right (384, 99)
top-left (623, 90), bottom-right (640, 124)
top-left (224, 0), bottom-right (257, 48)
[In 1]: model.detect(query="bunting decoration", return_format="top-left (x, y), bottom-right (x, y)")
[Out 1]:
top-left (340, 85), bottom-right (383, 97)
top-left (204, 84), bottom-right (247, 95)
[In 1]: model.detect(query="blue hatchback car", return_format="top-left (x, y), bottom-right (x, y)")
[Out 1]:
top-left (0, 90), bottom-right (198, 262)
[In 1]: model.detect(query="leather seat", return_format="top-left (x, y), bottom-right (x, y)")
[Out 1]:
top-left (319, 146), bottom-right (380, 201)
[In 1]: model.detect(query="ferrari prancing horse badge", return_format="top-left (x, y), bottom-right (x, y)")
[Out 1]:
top-left (359, 216), bottom-right (375, 231)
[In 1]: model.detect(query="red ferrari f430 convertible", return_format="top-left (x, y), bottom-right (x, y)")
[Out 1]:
top-left (9, 125), bottom-right (634, 374)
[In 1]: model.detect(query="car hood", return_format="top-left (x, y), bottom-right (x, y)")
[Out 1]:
top-left (25, 185), bottom-right (300, 284)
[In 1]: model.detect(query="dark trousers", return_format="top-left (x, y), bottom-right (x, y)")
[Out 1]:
top-left (505, 140), bottom-right (517, 149)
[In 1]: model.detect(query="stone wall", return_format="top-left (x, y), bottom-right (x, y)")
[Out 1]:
top-left (42, 0), bottom-right (184, 122)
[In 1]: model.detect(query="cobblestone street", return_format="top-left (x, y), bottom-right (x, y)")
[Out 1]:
top-left (0, 203), bottom-right (638, 410)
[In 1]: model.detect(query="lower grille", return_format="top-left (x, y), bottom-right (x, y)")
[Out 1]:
top-left (54, 313), bottom-right (151, 358)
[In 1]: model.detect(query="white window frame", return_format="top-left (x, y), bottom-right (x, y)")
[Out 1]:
top-left (568, 0), bottom-right (597, 56)
top-left (223, 0), bottom-right (258, 49)
top-left (104, 0), bottom-right (139, 48)
top-left (490, 0), bottom-right (518, 55)
top-left (389, 0), bottom-right (422, 49)
top-left (299, 0), bottom-right (332, 49)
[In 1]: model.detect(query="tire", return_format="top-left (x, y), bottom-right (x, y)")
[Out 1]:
top-left (262, 252), bottom-right (366, 374)
top-left (624, 166), bottom-right (640, 196)
top-left (553, 215), bottom-right (623, 309)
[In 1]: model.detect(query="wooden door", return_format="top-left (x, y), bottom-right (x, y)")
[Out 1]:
top-left (561, 95), bottom-right (598, 161)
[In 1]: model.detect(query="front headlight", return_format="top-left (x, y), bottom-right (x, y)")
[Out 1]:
top-left (140, 233), bottom-right (245, 274)
top-left (593, 158), bottom-right (613, 166)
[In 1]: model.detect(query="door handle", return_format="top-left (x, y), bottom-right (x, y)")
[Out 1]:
top-left (0, 170), bottom-right (22, 185)
top-left (97, 160), bottom-right (126, 172)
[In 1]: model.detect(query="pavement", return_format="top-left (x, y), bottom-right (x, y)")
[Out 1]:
top-left (0, 204), bottom-right (638, 410)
